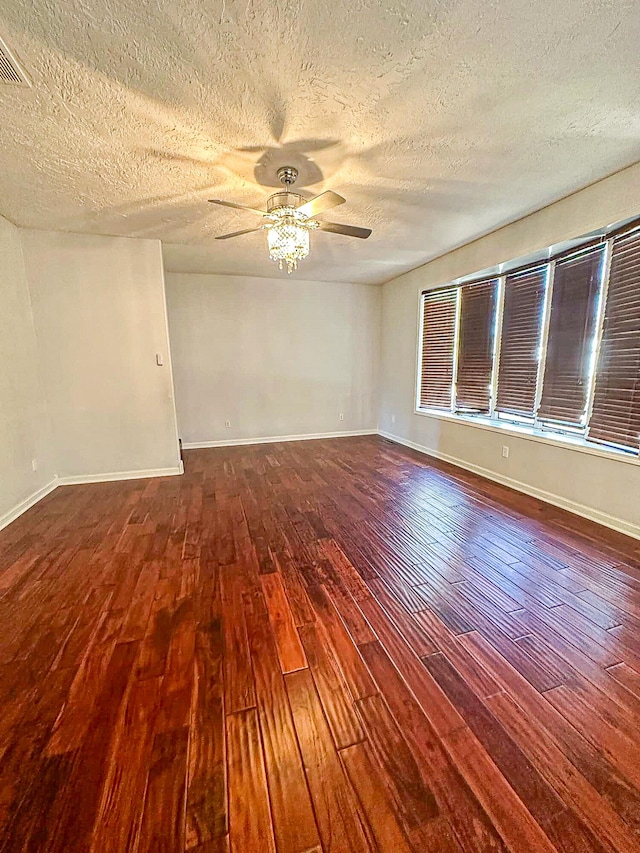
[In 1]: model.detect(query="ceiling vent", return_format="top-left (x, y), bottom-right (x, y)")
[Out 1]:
top-left (0, 36), bottom-right (31, 87)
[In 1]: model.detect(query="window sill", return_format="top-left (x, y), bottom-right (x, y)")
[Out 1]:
top-left (413, 407), bottom-right (640, 467)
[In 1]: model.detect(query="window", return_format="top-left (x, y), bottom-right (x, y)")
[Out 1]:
top-left (589, 230), bottom-right (640, 451)
top-left (456, 279), bottom-right (497, 413)
top-left (539, 246), bottom-right (604, 426)
top-left (418, 288), bottom-right (457, 410)
top-left (496, 266), bottom-right (547, 420)
top-left (417, 221), bottom-right (640, 457)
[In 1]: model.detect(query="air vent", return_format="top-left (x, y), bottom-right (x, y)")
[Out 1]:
top-left (0, 36), bottom-right (31, 86)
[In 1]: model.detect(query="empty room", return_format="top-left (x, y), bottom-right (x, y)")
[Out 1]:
top-left (2, 1), bottom-right (640, 851)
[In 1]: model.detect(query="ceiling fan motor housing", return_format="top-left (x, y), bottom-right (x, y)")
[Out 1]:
top-left (267, 191), bottom-right (306, 214)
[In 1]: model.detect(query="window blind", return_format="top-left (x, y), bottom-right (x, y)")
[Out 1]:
top-left (455, 279), bottom-right (498, 413)
top-left (496, 266), bottom-right (547, 418)
top-left (538, 246), bottom-right (604, 425)
top-left (419, 288), bottom-right (457, 410)
top-left (589, 229), bottom-right (640, 451)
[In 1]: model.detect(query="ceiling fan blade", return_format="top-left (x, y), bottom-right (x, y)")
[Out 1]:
top-left (296, 190), bottom-right (346, 218)
top-left (208, 199), bottom-right (267, 216)
top-left (215, 227), bottom-right (263, 240)
top-left (317, 221), bottom-right (372, 239)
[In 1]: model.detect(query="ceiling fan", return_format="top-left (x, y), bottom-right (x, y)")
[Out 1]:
top-left (209, 166), bottom-right (372, 274)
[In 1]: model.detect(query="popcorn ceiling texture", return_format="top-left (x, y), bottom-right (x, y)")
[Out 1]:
top-left (0, 0), bottom-right (639, 283)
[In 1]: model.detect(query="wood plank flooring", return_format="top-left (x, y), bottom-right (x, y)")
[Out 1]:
top-left (2, 435), bottom-right (640, 852)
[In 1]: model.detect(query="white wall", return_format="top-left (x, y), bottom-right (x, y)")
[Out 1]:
top-left (379, 161), bottom-right (640, 538)
top-left (21, 231), bottom-right (181, 480)
top-left (165, 273), bottom-right (380, 445)
top-left (0, 216), bottom-right (54, 526)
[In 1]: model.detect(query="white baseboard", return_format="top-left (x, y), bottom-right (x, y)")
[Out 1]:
top-left (378, 430), bottom-right (640, 541)
top-left (182, 429), bottom-right (378, 449)
top-left (57, 465), bottom-right (183, 486)
top-left (6, 431), bottom-right (636, 544)
top-left (0, 478), bottom-right (58, 533)
top-left (0, 464), bottom-right (184, 534)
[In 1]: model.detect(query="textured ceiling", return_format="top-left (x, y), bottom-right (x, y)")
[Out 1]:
top-left (0, 1), bottom-right (639, 284)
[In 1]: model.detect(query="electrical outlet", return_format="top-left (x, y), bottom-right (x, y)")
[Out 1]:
top-left (391, 414), bottom-right (396, 425)
top-left (31, 458), bottom-right (38, 472)
top-left (339, 413), bottom-right (345, 421)
top-left (502, 445), bottom-right (509, 459)
top-left (224, 420), bottom-right (231, 429)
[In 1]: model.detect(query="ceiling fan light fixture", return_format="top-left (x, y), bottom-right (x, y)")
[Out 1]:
top-left (267, 218), bottom-right (310, 273)
top-left (265, 206), bottom-right (319, 274)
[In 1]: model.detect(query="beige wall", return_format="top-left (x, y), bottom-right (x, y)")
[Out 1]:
top-left (0, 216), bottom-right (54, 526)
top-left (21, 231), bottom-right (181, 480)
top-left (379, 161), bottom-right (640, 538)
top-left (165, 272), bottom-right (380, 445)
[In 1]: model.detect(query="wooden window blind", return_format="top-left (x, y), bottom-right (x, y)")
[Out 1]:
top-left (589, 229), bottom-right (640, 451)
top-left (538, 246), bottom-right (604, 425)
top-left (455, 279), bottom-right (498, 413)
top-left (419, 288), bottom-right (457, 410)
top-left (496, 266), bottom-right (547, 418)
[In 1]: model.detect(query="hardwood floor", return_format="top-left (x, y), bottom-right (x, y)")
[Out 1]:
top-left (2, 435), bottom-right (640, 852)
